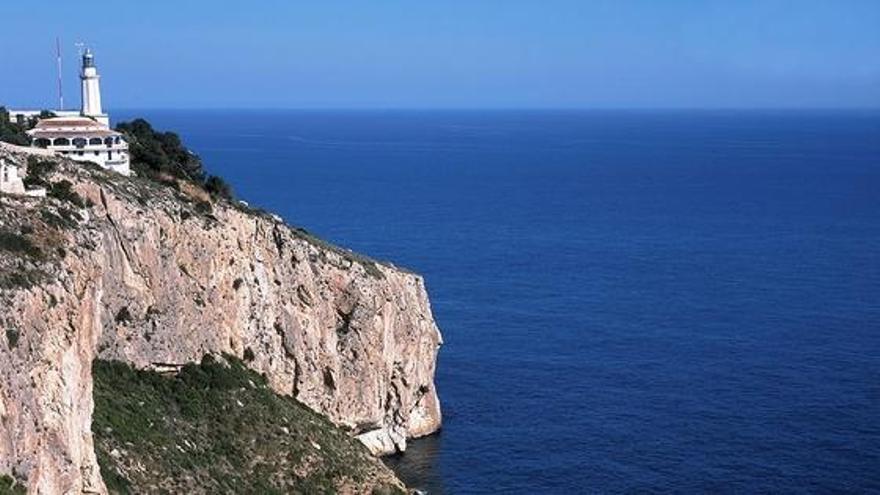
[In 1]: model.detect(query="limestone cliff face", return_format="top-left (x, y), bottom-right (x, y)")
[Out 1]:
top-left (0, 150), bottom-right (442, 494)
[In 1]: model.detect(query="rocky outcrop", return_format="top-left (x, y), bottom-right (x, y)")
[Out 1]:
top-left (0, 149), bottom-right (442, 494)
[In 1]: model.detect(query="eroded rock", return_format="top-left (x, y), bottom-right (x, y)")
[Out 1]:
top-left (0, 151), bottom-right (442, 493)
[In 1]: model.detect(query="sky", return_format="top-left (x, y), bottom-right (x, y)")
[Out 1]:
top-left (1, 1), bottom-right (879, 109)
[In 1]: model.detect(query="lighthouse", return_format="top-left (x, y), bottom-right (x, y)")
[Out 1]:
top-left (10, 42), bottom-right (131, 176)
top-left (80, 49), bottom-right (109, 126)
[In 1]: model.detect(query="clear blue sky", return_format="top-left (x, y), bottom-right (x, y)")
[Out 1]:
top-left (2, 0), bottom-right (878, 109)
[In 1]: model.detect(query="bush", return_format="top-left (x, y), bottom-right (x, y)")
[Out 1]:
top-left (5, 329), bottom-right (20, 349)
top-left (24, 157), bottom-right (56, 188)
top-left (115, 118), bottom-right (234, 201)
top-left (194, 200), bottom-right (212, 215)
top-left (0, 269), bottom-right (45, 290)
top-left (204, 175), bottom-right (233, 200)
top-left (91, 355), bottom-right (404, 494)
top-left (115, 119), bottom-right (204, 181)
top-left (0, 231), bottom-right (42, 259)
top-left (115, 307), bottom-right (133, 324)
top-left (0, 107), bottom-right (55, 146)
top-left (0, 475), bottom-right (25, 495)
top-left (0, 107), bottom-right (30, 146)
top-left (41, 208), bottom-right (80, 230)
top-left (48, 180), bottom-right (86, 208)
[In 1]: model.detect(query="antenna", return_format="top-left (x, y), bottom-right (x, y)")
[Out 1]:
top-left (56, 37), bottom-right (64, 110)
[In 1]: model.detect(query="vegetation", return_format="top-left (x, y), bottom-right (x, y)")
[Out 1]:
top-left (92, 355), bottom-right (404, 495)
top-left (0, 170), bottom-right (75, 290)
top-left (290, 226), bottom-right (388, 280)
top-left (40, 207), bottom-right (80, 230)
top-left (0, 475), bottom-right (25, 495)
top-left (114, 307), bottom-right (133, 324)
top-left (22, 157), bottom-right (88, 208)
top-left (23, 157), bottom-right (56, 189)
top-left (204, 174), bottom-right (232, 199)
top-left (0, 107), bottom-right (54, 146)
top-left (0, 226), bottom-right (50, 289)
top-left (5, 329), bottom-right (20, 349)
top-left (0, 107), bottom-right (30, 146)
top-left (48, 180), bottom-right (87, 208)
top-left (0, 268), bottom-right (46, 290)
top-left (115, 119), bottom-right (233, 201)
top-left (0, 231), bottom-right (42, 260)
top-left (0, 229), bottom-right (48, 289)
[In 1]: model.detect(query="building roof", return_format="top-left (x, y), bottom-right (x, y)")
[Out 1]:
top-left (27, 116), bottom-right (123, 138)
top-left (32, 116), bottom-right (107, 129)
top-left (28, 129), bottom-right (119, 139)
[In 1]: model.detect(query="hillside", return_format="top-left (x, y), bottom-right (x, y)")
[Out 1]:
top-left (0, 146), bottom-right (442, 493)
top-left (92, 357), bottom-right (404, 494)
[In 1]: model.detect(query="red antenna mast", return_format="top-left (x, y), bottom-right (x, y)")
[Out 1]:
top-left (56, 37), bottom-right (64, 110)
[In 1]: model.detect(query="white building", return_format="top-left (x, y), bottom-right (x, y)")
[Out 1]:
top-left (0, 157), bottom-right (46, 197)
top-left (11, 48), bottom-right (130, 176)
top-left (27, 116), bottom-right (129, 175)
top-left (0, 158), bottom-right (26, 195)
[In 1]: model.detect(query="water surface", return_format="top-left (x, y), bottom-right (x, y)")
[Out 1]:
top-left (116, 109), bottom-right (880, 493)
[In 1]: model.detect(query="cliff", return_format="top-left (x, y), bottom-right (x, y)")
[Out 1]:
top-left (0, 148), bottom-right (442, 494)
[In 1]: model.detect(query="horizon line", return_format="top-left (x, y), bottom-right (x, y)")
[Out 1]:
top-left (105, 106), bottom-right (880, 112)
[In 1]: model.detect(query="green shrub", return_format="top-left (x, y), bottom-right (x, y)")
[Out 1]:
top-left (114, 307), bottom-right (133, 324)
top-left (115, 119), bottom-right (203, 180)
top-left (5, 329), bottom-right (19, 349)
top-left (194, 200), bottom-right (212, 215)
top-left (40, 208), bottom-right (79, 230)
top-left (0, 269), bottom-right (45, 290)
top-left (0, 107), bottom-right (30, 146)
top-left (48, 180), bottom-right (86, 208)
top-left (0, 474), bottom-right (25, 495)
top-left (23, 157), bottom-right (56, 188)
top-left (115, 118), bottom-right (234, 201)
top-left (0, 231), bottom-right (42, 259)
top-left (204, 175), bottom-right (233, 200)
top-left (92, 355), bottom-right (403, 494)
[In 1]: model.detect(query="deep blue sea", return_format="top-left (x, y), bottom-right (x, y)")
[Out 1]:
top-left (116, 110), bottom-right (880, 494)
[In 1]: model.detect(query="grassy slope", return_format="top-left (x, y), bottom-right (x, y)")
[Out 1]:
top-left (0, 476), bottom-right (25, 495)
top-left (92, 356), bottom-right (405, 495)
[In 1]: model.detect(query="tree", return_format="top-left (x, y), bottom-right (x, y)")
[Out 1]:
top-left (115, 118), bottom-right (234, 200)
top-left (116, 118), bottom-right (206, 181)
top-left (0, 107), bottom-right (31, 146)
top-left (204, 175), bottom-right (233, 200)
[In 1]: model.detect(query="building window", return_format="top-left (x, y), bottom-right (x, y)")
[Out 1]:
top-left (89, 137), bottom-right (103, 145)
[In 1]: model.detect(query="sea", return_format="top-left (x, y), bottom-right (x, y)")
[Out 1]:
top-left (115, 109), bottom-right (880, 494)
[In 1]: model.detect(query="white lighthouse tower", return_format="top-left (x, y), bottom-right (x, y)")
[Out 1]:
top-left (9, 42), bottom-right (131, 176)
top-left (80, 49), bottom-right (109, 126)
